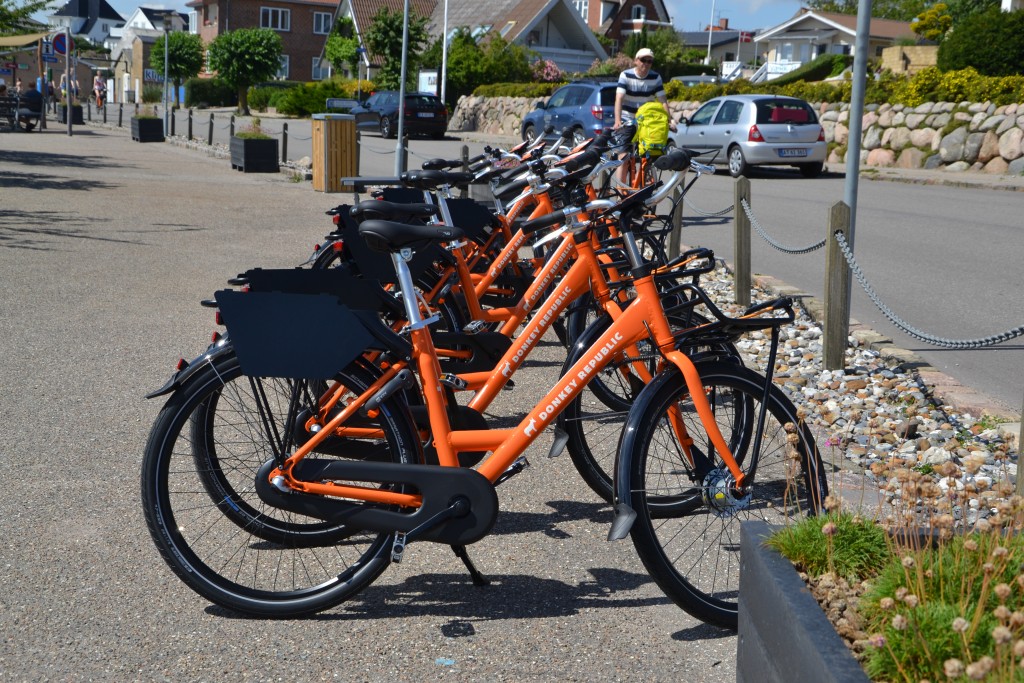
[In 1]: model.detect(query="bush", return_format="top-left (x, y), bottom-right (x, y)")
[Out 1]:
top-left (770, 54), bottom-right (853, 86)
top-left (141, 84), bottom-right (162, 103)
top-left (938, 6), bottom-right (1024, 76)
top-left (185, 77), bottom-right (237, 107)
top-left (471, 82), bottom-right (563, 98)
top-left (273, 79), bottom-right (371, 117)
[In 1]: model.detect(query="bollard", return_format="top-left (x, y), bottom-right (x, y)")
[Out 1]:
top-left (668, 184), bottom-right (683, 259)
top-left (188, 108), bottom-right (193, 140)
top-left (460, 145), bottom-right (469, 198)
top-left (230, 114), bottom-right (235, 137)
top-left (1018, 391), bottom-right (1023, 496)
top-left (118, 103), bottom-right (123, 127)
top-left (823, 201), bottom-right (852, 371)
top-left (135, 102), bottom-right (139, 117)
top-left (733, 177), bottom-right (751, 308)
top-left (281, 122), bottom-right (288, 163)
top-left (207, 112), bottom-right (214, 146)
top-left (102, 103), bottom-right (107, 124)
top-left (87, 100), bottom-right (91, 121)
top-left (401, 134), bottom-right (409, 173)
top-left (170, 107), bottom-right (176, 137)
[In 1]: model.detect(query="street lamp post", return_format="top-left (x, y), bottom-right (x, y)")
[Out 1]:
top-left (162, 13), bottom-right (172, 137)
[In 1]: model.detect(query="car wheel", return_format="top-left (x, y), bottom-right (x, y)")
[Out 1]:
top-left (798, 162), bottom-right (823, 178)
top-left (523, 124), bottom-right (536, 144)
top-left (728, 145), bottom-right (748, 178)
top-left (571, 127), bottom-right (587, 148)
top-left (380, 116), bottom-right (393, 139)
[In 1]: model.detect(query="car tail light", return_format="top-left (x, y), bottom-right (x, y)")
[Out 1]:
top-left (591, 105), bottom-right (603, 120)
top-left (748, 124), bottom-right (763, 142)
top-left (817, 126), bottom-right (825, 142)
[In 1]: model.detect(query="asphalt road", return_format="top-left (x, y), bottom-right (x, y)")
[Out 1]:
top-left (672, 166), bottom-right (1023, 414)
top-left (0, 127), bottom-right (736, 682)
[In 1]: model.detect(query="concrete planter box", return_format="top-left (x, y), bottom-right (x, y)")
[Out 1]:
top-left (131, 117), bottom-right (164, 143)
top-left (738, 520), bottom-right (869, 683)
top-left (230, 136), bottom-right (279, 173)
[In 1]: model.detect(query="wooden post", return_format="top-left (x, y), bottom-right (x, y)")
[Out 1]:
top-left (207, 112), bottom-right (214, 146)
top-left (733, 177), bottom-right (751, 307)
top-left (669, 183), bottom-right (683, 259)
top-left (281, 122), bottom-right (288, 162)
top-left (823, 201), bottom-right (852, 371)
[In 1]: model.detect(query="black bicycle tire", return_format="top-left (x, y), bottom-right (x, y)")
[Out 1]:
top-left (141, 357), bottom-right (420, 617)
top-left (623, 360), bottom-right (828, 629)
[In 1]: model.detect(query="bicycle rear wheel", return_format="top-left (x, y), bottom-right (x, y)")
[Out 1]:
top-left (621, 360), bottom-right (827, 629)
top-left (141, 356), bottom-right (420, 617)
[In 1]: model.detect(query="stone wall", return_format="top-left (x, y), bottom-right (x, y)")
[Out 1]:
top-left (880, 45), bottom-right (938, 76)
top-left (450, 95), bottom-right (1024, 176)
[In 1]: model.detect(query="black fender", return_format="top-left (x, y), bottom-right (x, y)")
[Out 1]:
top-left (145, 336), bottom-right (233, 399)
top-left (608, 365), bottom-right (683, 541)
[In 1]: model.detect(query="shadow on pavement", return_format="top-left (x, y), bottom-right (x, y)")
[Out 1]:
top-left (0, 148), bottom-right (128, 172)
top-left (0, 209), bottom-right (145, 250)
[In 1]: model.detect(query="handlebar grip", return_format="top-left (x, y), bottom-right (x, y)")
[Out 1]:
top-left (560, 148), bottom-right (599, 173)
top-left (521, 209), bottom-right (567, 234)
top-left (421, 158), bottom-right (457, 170)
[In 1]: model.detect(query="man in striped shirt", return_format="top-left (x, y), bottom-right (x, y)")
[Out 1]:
top-left (613, 48), bottom-right (675, 182)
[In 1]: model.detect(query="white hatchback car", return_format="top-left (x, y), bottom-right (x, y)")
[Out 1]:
top-left (670, 94), bottom-right (826, 177)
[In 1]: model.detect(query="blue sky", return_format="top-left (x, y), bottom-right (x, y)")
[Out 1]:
top-left (666, 0), bottom-right (806, 33)
top-left (96, 0), bottom-right (806, 36)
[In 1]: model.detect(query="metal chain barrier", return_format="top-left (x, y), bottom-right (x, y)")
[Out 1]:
top-left (834, 231), bottom-right (1024, 349)
top-left (684, 196), bottom-right (733, 217)
top-left (742, 197), bottom-right (826, 254)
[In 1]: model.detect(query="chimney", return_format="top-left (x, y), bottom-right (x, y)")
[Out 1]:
top-left (718, 18), bottom-right (729, 30)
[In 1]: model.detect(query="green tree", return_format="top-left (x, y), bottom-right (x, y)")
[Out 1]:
top-left (941, 0), bottom-right (999, 25)
top-left (150, 32), bottom-right (204, 106)
top-left (419, 30), bottom-right (533, 106)
top-left (624, 28), bottom-right (690, 79)
top-left (363, 7), bottom-right (428, 90)
top-left (805, 0), bottom-right (929, 21)
top-left (911, 2), bottom-right (953, 41)
top-left (937, 6), bottom-right (1024, 75)
top-left (207, 28), bottom-right (283, 115)
top-left (324, 17), bottom-right (361, 78)
top-left (0, 0), bottom-right (47, 34)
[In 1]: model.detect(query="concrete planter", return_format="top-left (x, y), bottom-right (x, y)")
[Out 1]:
top-left (131, 117), bottom-right (164, 143)
top-left (738, 520), bottom-right (869, 683)
top-left (230, 136), bottom-right (279, 173)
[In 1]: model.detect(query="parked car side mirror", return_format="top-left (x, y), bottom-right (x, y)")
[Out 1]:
top-left (534, 101), bottom-right (546, 110)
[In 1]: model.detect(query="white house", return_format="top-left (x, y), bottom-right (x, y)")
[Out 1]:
top-left (48, 0), bottom-right (126, 45)
top-left (752, 9), bottom-right (914, 81)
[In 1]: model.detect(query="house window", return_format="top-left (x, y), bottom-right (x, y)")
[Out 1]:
top-left (312, 57), bottom-right (329, 80)
top-left (499, 21), bottom-right (516, 38)
top-left (573, 0), bottom-right (588, 22)
top-left (261, 7), bottom-right (291, 31)
top-left (189, 10), bottom-right (198, 32)
top-left (276, 55), bottom-right (289, 79)
top-left (313, 12), bottom-right (332, 35)
top-left (631, 5), bottom-right (646, 21)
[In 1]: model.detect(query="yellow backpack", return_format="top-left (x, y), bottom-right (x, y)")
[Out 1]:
top-left (633, 101), bottom-right (670, 157)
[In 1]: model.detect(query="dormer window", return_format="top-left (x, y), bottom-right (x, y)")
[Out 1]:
top-left (632, 5), bottom-right (646, 21)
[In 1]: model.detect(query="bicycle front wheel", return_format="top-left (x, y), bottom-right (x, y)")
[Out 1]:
top-left (141, 356), bottom-right (420, 617)
top-left (622, 360), bottom-right (827, 629)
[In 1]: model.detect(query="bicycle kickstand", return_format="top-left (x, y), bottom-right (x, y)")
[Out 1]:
top-left (451, 545), bottom-right (490, 587)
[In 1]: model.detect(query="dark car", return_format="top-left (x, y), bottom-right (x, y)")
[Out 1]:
top-left (351, 91), bottom-right (448, 139)
top-left (520, 80), bottom-right (618, 146)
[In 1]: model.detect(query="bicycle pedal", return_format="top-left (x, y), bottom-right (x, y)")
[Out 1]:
top-left (439, 373), bottom-right (468, 390)
top-left (463, 320), bottom-right (488, 335)
top-left (495, 456), bottom-right (530, 486)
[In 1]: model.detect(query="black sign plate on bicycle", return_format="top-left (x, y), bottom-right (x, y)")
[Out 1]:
top-left (214, 290), bottom-right (375, 379)
top-left (240, 267), bottom-right (392, 312)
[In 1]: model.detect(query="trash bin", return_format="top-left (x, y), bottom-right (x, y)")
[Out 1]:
top-left (312, 113), bottom-right (358, 193)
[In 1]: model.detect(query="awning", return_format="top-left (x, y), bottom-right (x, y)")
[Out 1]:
top-left (0, 32), bottom-right (52, 47)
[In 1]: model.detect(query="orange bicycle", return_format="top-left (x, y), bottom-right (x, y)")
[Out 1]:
top-left (141, 150), bottom-right (826, 627)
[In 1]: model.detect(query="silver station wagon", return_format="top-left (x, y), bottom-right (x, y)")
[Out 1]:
top-left (670, 94), bottom-right (826, 177)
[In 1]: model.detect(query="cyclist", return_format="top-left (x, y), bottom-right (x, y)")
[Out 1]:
top-left (612, 48), bottom-right (676, 184)
top-left (93, 73), bottom-right (106, 108)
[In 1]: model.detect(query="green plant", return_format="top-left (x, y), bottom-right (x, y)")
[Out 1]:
top-left (273, 78), bottom-right (371, 117)
top-left (938, 6), bottom-right (1024, 76)
top-left (141, 84), bottom-right (162, 103)
top-left (150, 31), bottom-right (205, 106)
top-left (233, 116), bottom-right (272, 140)
top-left (207, 28), bottom-right (284, 114)
top-left (767, 511), bottom-right (890, 582)
top-left (185, 77), bottom-right (237, 107)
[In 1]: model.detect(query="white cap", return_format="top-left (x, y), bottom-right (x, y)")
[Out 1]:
top-left (635, 48), bottom-right (654, 60)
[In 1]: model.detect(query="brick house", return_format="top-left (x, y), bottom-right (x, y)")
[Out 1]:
top-left (186, 0), bottom-right (339, 81)
top-left (570, 0), bottom-right (672, 55)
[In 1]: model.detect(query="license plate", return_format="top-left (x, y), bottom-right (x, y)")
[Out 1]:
top-left (417, 112), bottom-right (434, 118)
top-left (778, 148), bottom-right (807, 158)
